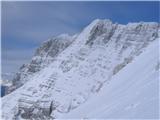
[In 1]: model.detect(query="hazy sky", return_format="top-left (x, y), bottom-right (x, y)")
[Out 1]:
top-left (1, 1), bottom-right (159, 75)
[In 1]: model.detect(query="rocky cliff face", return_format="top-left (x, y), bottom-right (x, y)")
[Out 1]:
top-left (10, 34), bottom-right (76, 90)
top-left (2, 19), bottom-right (159, 119)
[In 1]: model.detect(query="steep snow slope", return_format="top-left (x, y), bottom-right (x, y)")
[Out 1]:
top-left (2, 19), bottom-right (159, 119)
top-left (61, 39), bottom-right (159, 119)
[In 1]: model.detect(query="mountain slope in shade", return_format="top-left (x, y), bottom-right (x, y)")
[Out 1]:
top-left (60, 39), bottom-right (159, 119)
top-left (2, 19), bottom-right (159, 119)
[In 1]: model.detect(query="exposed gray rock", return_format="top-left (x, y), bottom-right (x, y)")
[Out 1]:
top-left (86, 19), bottom-right (117, 46)
top-left (14, 98), bottom-right (56, 120)
top-left (10, 34), bottom-right (76, 93)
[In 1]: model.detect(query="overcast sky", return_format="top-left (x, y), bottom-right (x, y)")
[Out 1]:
top-left (1, 1), bottom-right (159, 75)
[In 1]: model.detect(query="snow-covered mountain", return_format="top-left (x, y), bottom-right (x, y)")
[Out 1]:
top-left (61, 39), bottom-right (159, 119)
top-left (10, 34), bottom-right (76, 91)
top-left (2, 19), bottom-right (159, 119)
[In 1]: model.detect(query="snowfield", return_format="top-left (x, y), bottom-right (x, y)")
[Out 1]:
top-left (1, 19), bottom-right (160, 119)
top-left (60, 39), bottom-right (159, 119)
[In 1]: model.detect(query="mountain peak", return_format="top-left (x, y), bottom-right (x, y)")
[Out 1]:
top-left (86, 19), bottom-right (113, 31)
top-left (9, 19), bottom-right (159, 90)
top-left (2, 19), bottom-right (159, 119)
